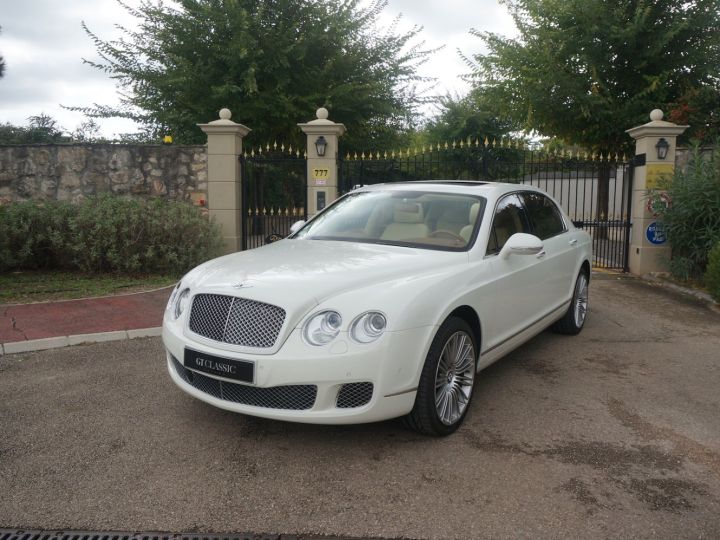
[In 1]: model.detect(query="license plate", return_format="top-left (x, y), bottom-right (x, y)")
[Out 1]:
top-left (183, 348), bottom-right (254, 383)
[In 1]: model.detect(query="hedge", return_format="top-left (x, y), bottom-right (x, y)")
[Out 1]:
top-left (0, 196), bottom-right (223, 275)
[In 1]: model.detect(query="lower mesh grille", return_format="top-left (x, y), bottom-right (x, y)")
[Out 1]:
top-left (171, 356), bottom-right (316, 410)
top-left (336, 382), bottom-right (374, 408)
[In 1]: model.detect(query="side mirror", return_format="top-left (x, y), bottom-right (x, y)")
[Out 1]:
top-left (499, 233), bottom-right (543, 259)
top-left (289, 220), bottom-right (306, 235)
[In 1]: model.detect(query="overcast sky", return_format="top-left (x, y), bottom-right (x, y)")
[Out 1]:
top-left (0, 0), bottom-right (517, 138)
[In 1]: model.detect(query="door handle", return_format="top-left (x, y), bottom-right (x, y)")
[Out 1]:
top-left (569, 239), bottom-right (578, 246)
top-left (536, 250), bottom-right (546, 259)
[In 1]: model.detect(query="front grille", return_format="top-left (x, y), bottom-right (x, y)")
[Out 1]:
top-left (188, 293), bottom-right (285, 348)
top-left (172, 356), bottom-right (316, 410)
top-left (336, 382), bottom-right (374, 408)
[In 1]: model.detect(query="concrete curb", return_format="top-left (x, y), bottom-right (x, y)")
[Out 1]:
top-left (642, 273), bottom-right (720, 312)
top-left (1, 327), bottom-right (162, 355)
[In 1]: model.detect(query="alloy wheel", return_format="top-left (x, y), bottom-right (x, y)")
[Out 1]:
top-left (434, 331), bottom-right (475, 425)
top-left (574, 273), bottom-right (589, 327)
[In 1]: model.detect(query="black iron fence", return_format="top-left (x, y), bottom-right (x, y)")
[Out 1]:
top-left (240, 146), bottom-right (306, 250)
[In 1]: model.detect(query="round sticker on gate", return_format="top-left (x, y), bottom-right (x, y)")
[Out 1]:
top-left (646, 221), bottom-right (667, 245)
top-left (646, 193), bottom-right (672, 217)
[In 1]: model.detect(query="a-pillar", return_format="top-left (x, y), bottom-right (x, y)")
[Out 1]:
top-left (625, 109), bottom-right (688, 275)
top-left (298, 108), bottom-right (346, 219)
top-left (198, 108), bottom-right (251, 254)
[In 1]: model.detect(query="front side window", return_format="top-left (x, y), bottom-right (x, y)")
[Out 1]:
top-left (522, 192), bottom-right (566, 240)
top-left (293, 190), bottom-right (486, 251)
top-left (486, 194), bottom-right (530, 255)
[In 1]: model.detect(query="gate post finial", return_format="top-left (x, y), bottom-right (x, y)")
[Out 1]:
top-left (198, 108), bottom-right (251, 254)
top-left (298, 108), bottom-right (347, 219)
top-left (625, 110), bottom-right (688, 275)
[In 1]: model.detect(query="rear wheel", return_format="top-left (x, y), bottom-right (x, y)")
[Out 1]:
top-left (404, 317), bottom-right (477, 436)
top-left (552, 270), bottom-right (589, 335)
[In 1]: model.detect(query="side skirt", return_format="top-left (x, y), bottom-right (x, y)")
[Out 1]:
top-left (477, 301), bottom-right (570, 372)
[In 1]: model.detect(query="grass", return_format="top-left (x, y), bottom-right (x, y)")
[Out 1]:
top-left (0, 271), bottom-right (177, 304)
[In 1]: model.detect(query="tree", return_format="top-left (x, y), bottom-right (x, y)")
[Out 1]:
top-left (0, 114), bottom-right (69, 144)
top-left (470, 0), bottom-right (720, 152)
top-left (469, 0), bottom-right (720, 225)
top-left (423, 93), bottom-right (513, 144)
top-left (69, 0), bottom-right (434, 149)
top-left (668, 86), bottom-right (720, 142)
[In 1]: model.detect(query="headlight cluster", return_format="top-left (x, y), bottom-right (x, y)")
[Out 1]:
top-left (303, 310), bottom-right (342, 346)
top-left (302, 309), bottom-right (387, 346)
top-left (350, 312), bottom-right (387, 343)
top-left (166, 281), bottom-right (191, 321)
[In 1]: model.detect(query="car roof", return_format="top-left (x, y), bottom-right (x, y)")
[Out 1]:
top-left (356, 181), bottom-right (545, 198)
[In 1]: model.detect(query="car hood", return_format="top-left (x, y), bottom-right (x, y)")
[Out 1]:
top-left (187, 238), bottom-right (467, 314)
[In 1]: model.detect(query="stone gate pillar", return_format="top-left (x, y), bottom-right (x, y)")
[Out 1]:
top-left (298, 108), bottom-right (346, 219)
top-left (198, 108), bottom-right (250, 254)
top-left (625, 109), bottom-right (688, 275)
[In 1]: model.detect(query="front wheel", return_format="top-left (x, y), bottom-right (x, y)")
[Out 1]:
top-left (552, 270), bottom-right (589, 335)
top-left (404, 317), bottom-right (477, 436)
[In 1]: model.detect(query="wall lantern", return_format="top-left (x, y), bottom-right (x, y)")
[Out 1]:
top-left (315, 136), bottom-right (328, 157)
top-left (655, 137), bottom-right (669, 160)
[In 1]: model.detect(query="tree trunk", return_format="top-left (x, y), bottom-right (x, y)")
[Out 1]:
top-left (595, 162), bottom-right (610, 240)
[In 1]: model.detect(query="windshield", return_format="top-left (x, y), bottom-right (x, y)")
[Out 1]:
top-left (293, 190), bottom-right (486, 251)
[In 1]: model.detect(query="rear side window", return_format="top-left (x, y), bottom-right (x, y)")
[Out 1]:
top-left (522, 192), bottom-right (566, 240)
top-left (487, 194), bottom-right (531, 255)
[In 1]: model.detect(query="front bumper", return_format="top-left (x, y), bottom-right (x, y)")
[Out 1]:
top-left (162, 322), bottom-right (436, 424)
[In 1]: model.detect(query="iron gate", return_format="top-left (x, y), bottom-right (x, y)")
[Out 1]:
top-left (239, 146), bottom-right (306, 250)
top-left (339, 143), bottom-right (633, 270)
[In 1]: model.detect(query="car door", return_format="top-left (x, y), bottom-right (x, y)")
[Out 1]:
top-left (520, 191), bottom-right (577, 307)
top-left (480, 193), bottom-right (549, 351)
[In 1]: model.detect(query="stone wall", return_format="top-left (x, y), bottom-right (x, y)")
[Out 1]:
top-left (0, 143), bottom-right (207, 204)
top-left (675, 146), bottom-right (715, 171)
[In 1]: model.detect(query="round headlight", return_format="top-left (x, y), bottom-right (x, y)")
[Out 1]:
top-left (350, 311), bottom-right (387, 343)
top-left (174, 288), bottom-right (191, 320)
top-left (303, 310), bottom-right (342, 346)
top-left (166, 281), bottom-right (182, 312)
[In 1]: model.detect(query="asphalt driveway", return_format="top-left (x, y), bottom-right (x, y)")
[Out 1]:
top-left (1, 273), bottom-right (719, 539)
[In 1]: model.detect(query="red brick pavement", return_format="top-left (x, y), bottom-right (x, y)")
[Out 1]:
top-left (0, 287), bottom-right (172, 343)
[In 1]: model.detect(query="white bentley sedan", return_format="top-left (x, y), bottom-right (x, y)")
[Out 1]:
top-left (163, 182), bottom-right (591, 435)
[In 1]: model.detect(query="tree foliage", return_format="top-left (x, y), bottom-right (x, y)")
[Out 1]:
top-left (69, 0), bottom-right (434, 149)
top-left (0, 114), bottom-right (69, 144)
top-left (668, 86), bottom-right (720, 143)
top-left (422, 92), bottom-right (514, 145)
top-left (469, 0), bottom-right (720, 151)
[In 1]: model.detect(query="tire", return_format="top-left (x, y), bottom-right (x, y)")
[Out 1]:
top-left (552, 270), bottom-right (589, 335)
top-left (403, 317), bottom-right (478, 436)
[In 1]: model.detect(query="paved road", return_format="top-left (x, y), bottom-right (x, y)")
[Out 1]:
top-left (1, 274), bottom-right (719, 539)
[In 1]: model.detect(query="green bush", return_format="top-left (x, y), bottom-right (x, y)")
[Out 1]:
top-left (0, 201), bottom-right (75, 271)
top-left (649, 144), bottom-right (720, 280)
top-left (0, 196), bottom-right (223, 275)
top-left (706, 242), bottom-right (720, 302)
